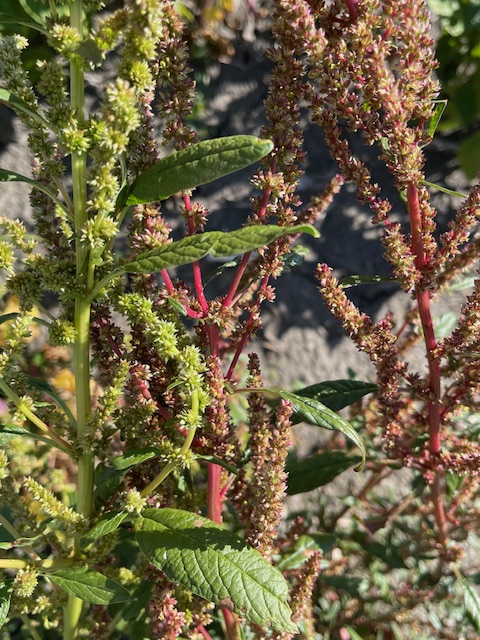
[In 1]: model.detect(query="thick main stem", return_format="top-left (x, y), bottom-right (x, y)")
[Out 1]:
top-left (407, 184), bottom-right (447, 546)
top-left (65, 2), bottom-right (94, 638)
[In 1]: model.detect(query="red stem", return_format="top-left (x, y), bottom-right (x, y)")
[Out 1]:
top-left (160, 269), bottom-right (202, 318)
top-left (407, 184), bottom-right (447, 545)
top-left (197, 625), bottom-right (214, 640)
top-left (184, 194), bottom-right (209, 314)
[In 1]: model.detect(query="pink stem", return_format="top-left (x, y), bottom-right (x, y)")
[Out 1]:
top-left (407, 184), bottom-right (447, 545)
top-left (197, 625), bottom-right (214, 640)
top-left (184, 194), bottom-right (209, 314)
top-left (160, 269), bottom-right (202, 318)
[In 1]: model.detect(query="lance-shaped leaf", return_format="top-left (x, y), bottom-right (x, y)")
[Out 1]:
top-left (89, 224), bottom-right (317, 300)
top-left (290, 380), bottom-right (377, 415)
top-left (47, 568), bottom-right (130, 605)
top-left (286, 451), bottom-right (363, 495)
top-left (135, 508), bottom-right (297, 633)
top-left (250, 388), bottom-right (366, 470)
top-left (80, 511), bottom-right (128, 548)
top-left (455, 568), bottom-right (480, 632)
top-left (123, 136), bottom-right (274, 205)
top-left (0, 88), bottom-right (48, 126)
top-left (0, 13), bottom-right (48, 33)
top-left (122, 225), bottom-right (317, 274)
top-left (0, 169), bottom-right (68, 214)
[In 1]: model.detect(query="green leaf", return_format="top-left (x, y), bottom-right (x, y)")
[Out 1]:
top-left (253, 388), bottom-right (366, 470)
top-left (344, 627), bottom-right (366, 640)
top-left (195, 454), bottom-right (238, 475)
top-left (0, 12), bottom-right (48, 33)
top-left (285, 451), bottom-right (363, 495)
top-left (455, 568), bottom-right (480, 632)
top-left (432, 311), bottom-right (458, 339)
top-left (135, 508), bottom-right (297, 633)
top-left (0, 168), bottom-right (68, 214)
top-left (276, 533), bottom-right (335, 571)
top-left (80, 511), bottom-right (128, 548)
top-left (119, 580), bottom-right (153, 622)
top-left (0, 583), bottom-right (11, 628)
top-left (448, 275), bottom-right (476, 291)
top-left (0, 88), bottom-right (48, 127)
top-left (94, 447), bottom-right (161, 502)
top-left (121, 225), bottom-right (317, 275)
top-left (124, 136), bottom-right (274, 205)
top-left (94, 464), bottom-right (126, 502)
top-left (47, 568), bottom-right (130, 605)
top-left (112, 447), bottom-right (161, 470)
top-left (26, 375), bottom-right (76, 428)
top-left (428, 100), bottom-right (448, 138)
top-left (422, 179), bottom-right (467, 199)
top-left (0, 312), bottom-right (50, 329)
top-left (338, 274), bottom-right (398, 288)
top-left (90, 225), bottom-right (317, 301)
top-left (291, 380), bottom-right (377, 414)
top-left (0, 423), bottom-right (61, 448)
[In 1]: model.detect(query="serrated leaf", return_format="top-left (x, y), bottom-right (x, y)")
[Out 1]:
top-left (338, 274), bottom-right (398, 288)
top-left (122, 225), bottom-right (317, 275)
top-left (253, 388), bottom-right (366, 470)
top-left (80, 511), bottom-right (128, 548)
top-left (286, 451), bottom-right (363, 495)
top-left (292, 380), bottom-right (377, 414)
top-left (47, 568), bottom-right (130, 605)
top-left (455, 568), bottom-right (480, 631)
top-left (135, 508), bottom-right (297, 633)
top-left (124, 136), bottom-right (274, 205)
top-left (0, 583), bottom-right (11, 628)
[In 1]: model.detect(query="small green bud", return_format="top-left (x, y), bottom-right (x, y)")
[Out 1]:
top-left (13, 568), bottom-right (38, 599)
top-left (0, 241), bottom-right (15, 274)
top-left (6, 270), bottom-right (42, 312)
top-left (122, 488), bottom-right (147, 515)
top-left (47, 23), bottom-right (81, 55)
top-left (48, 319), bottom-right (76, 346)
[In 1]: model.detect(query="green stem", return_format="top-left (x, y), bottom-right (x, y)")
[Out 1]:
top-left (65, 2), bottom-right (93, 639)
top-left (141, 390), bottom-right (199, 498)
top-left (20, 615), bottom-right (43, 640)
top-left (141, 426), bottom-right (197, 498)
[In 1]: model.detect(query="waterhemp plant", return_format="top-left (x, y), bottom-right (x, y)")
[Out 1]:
top-left (0, 0), bottom-right (369, 638)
